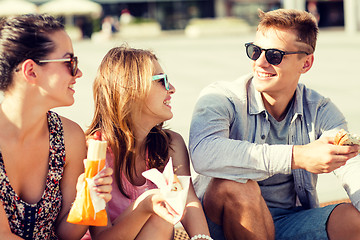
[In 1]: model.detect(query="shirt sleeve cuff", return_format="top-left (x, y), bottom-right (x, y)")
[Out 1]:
top-left (267, 144), bottom-right (293, 176)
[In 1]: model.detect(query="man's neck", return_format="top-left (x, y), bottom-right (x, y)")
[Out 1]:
top-left (262, 92), bottom-right (295, 121)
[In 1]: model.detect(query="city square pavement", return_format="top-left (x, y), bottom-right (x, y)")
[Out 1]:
top-left (53, 28), bottom-right (360, 203)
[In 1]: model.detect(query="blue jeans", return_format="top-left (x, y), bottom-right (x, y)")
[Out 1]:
top-left (202, 197), bottom-right (340, 240)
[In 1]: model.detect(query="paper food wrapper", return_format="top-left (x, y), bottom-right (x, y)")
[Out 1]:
top-left (67, 139), bottom-right (108, 226)
top-left (142, 158), bottom-right (190, 224)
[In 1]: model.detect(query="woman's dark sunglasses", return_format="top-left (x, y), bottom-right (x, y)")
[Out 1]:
top-left (37, 56), bottom-right (78, 76)
top-left (152, 74), bottom-right (170, 91)
top-left (245, 43), bottom-right (309, 65)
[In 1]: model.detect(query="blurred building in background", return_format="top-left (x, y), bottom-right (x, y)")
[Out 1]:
top-left (96, 0), bottom-right (215, 31)
top-left (25, 0), bottom-right (359, 36)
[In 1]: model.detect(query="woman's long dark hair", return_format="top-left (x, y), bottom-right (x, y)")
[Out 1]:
top-left (0, 14), bottom-right (64, 91)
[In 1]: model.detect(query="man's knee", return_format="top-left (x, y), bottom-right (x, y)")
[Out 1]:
top-left (205, 179), bottom-right (263, 209)
top-left (327, 203), bottom-right (360, 239)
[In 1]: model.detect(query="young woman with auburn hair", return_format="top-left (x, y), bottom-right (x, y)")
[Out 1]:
top-left (83, 46), bottom-right (211, 240)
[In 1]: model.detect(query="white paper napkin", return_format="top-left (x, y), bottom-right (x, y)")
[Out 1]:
top-left (86, 171), bottom-right (106, 219)
top-left (142, 158), bottom-right (190, 224)
top-left (84, 159), bottom-right (106, 219)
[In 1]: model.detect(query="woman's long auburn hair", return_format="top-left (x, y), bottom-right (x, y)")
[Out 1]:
top-left (86, 46), bottom-right (171, 198)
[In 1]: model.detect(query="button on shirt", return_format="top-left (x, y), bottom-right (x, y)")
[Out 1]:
top-left (189, 73), bottom-right (360, 210)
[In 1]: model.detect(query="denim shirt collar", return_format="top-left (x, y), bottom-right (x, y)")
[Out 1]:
top-left (293, 84), bottom-right (305, 121)
top-left (247, 77), bottom-right (266, 116)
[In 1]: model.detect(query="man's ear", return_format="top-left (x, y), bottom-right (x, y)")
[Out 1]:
top-left (21, 59), bottom-right (38, 84)
top-left (300, 54), bottom-right (314, 74)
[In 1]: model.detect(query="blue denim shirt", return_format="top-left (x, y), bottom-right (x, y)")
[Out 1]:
top-left (189, 74), bottom-right (360, 210)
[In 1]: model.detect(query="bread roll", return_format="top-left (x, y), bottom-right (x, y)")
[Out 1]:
top-left (87, 139), bottom-right (107, 160)
top-left (334, 129), bottom-right (360, 146)
top-left (171, 174), bottom-right (183, 191)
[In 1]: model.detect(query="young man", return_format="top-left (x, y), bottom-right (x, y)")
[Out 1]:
top-left (189, 9), bottom-right (360, 240)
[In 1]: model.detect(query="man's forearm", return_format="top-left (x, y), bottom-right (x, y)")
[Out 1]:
top-left (191, 137), bottom-right (293, 182)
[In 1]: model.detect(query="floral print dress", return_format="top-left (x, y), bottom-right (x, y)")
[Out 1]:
top-left (0, 111), bottom-right (65, 239)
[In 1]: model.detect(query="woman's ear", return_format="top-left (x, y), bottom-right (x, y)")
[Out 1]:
top-left (21, 59), bottom-right (38, 84)
top-left (300, 54), bottom-right (314, 74)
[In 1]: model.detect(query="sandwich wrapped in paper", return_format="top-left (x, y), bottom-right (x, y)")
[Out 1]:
top-left (142, 158), bottom-right (190, 224)
top-left (334, 129), bottom-right (360, 146)
top-left (67, 139), bottom-right (108, 226)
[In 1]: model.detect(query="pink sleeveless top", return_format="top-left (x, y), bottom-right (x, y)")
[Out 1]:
top-left (82, 149), bottom-right (157, 239)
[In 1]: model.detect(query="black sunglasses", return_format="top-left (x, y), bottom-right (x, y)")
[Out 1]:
top-left (37, 56), bottom-right (78, 76)
top-left (245, 43), bottom-right (309, 65)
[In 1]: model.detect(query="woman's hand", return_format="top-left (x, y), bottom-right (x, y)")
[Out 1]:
top-left (134, 189), bottom-right (176, 224)
top-left (76, 167), bottom-right (113, 203)
top-left (94, 167), bottom-right (113, 203)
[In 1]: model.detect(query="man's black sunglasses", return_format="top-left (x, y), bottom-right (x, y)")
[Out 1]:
top-left (245, 43), bottom-right (309, 65)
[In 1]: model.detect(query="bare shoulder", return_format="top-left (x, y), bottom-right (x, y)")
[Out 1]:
top-left (166, 129), bottom-right (186, 149)
top-left (165, 129), bottom-right (190, 175)
top-left (60, 116), bottom-right (85, 140)
top-left (59, 116), bottom-right (86, 165)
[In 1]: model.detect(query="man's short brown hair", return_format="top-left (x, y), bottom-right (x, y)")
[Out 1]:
top-left (257, 9), bottom-right (318, 54)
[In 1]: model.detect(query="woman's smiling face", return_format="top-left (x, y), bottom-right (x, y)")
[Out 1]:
top-left (37, 30), bottom-right (82, 108)
top-left (142, 60), bottom-right (175, 125)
